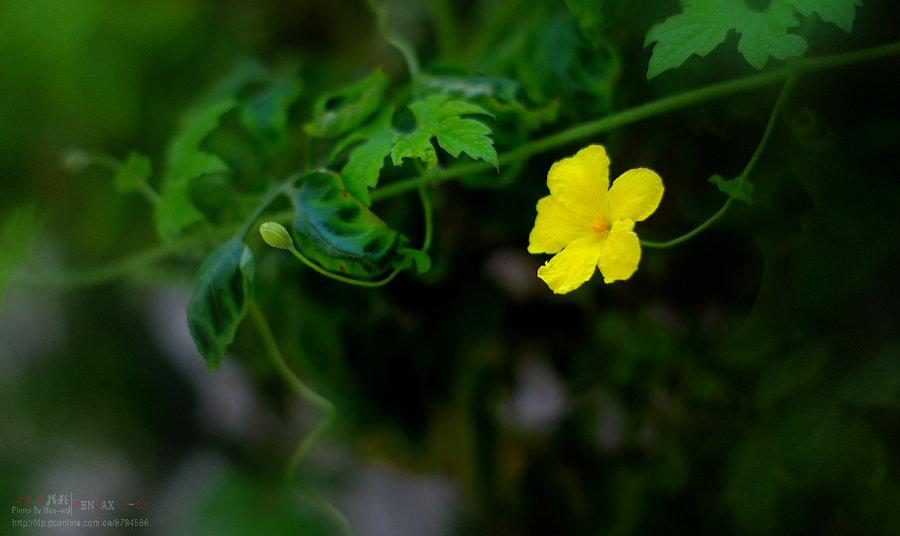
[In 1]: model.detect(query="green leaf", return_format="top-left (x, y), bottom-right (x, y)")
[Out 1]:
top-left (333, 107), bottom-right (396, 207)
top-left (187, 238), bottom-right (255, 371)
top-left (789, 0), bottom-right (861, 33)
top-left (304, 67), bottom-right (389, 138)
top-left (390, 131), bottom-right (437, 169)
top-left (0, 205), bottom-right (43, 306)
top-left (390, 94), bottom-right (497, 170)
top-left (709, 174), bottom-right (754, 204)
top-left (156, 98), bottom-right (236, 241)
top-left (736, 2), bottom-right (808, 70)
top-left (290, 170), bottom-right (420, 277)
top-left (644, 0), bottom-right (835, 78)
top-left (433, 116), bottom-right (496, 165)
top-left (113, 151), bottom-right (152, 193)
top-left (240, 77), bottom-right (303, 143)
top-left (413, 73), bottom-right (559, 129)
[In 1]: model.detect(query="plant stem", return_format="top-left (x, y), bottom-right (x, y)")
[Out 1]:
top-left (418, 180), bottom-right (434, 252)
top-left (426, 0), bottom-right (459, 60)
top-left (16, 41), bottom-right (899, 290)
top-left (9, 230), bottom-right (230, 289)
top-left (642, 71), bottom-right (795, 247)
top-left (371, 69), bottom-right (787, 201)
top-left (139, 183), bottom-right (162, 208)
top-left (247, 301), bottom-right (352, 535)
top-left (288, 247), bottom-right (401, 287)
top-left (371, 40), bottom-right (900, 202)
top-left (641, 198), bottom-right (732, 248)
top-left (367, 0), bottom-right (420, 77)
top-left (238, 178), bottom-right (298, 239)
top-left (87, 150), bottom-right (161, 207)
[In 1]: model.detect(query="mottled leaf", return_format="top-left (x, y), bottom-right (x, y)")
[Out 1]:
top-left (187, 238), bottom-right (255, 371)
top-left (304, 67), bottom-right (388, 138)
top-left (290, 170), bottom-right (423, 277)
top-left (414, 73), bottom-right (520, 103)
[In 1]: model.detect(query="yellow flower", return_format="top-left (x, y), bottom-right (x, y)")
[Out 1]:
top-left (527, 145), bottom-right (664, 294)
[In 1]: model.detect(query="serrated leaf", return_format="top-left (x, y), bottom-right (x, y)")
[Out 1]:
top-left (334, 107), bottom-right (396, 207)
top-left (789, 0), bottom-right (861, 33)
top-left (645, 0), bottom-right (829, 78)
top-left (240, 77), bottom-right (303, 143)
top-left (114, 151), bottom-right (152, 193)
top-left (391, 94), bottom-right (497, 170)
top-left (0, 204), bottom-right (43, 306)
top-left (290, 170), bottom-right (420, 277)
top-left (187, 237), bottom-right (255, 371)
top-left (304, 67), bottom-right (388, 138)
top-left (735, 2), bottom-right (807, 70)
top-left (433, 116), bottom-right (498, 167)
top-left (433, 99), bottom-right (492, 120)
top-left (709, 174), bottom-right (754, 203)
top-left (157, 98), bottom-right (236, 241)
top-left (391, 131), bottom-right (437, 169)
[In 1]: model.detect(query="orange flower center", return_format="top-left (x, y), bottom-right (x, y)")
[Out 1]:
top-left (590, 218), bottom-right (609, 233)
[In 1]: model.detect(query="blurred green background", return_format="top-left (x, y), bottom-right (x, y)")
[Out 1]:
top-left (2, 0), bottom-right (900, 535)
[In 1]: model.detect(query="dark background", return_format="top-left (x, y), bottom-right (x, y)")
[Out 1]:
top-left (2, 1), bottom-right (899, 534)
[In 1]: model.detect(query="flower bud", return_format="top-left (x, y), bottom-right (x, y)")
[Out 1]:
top-left (259, 222), bottom-right (294, 250)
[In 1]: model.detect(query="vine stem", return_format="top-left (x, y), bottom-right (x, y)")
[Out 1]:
top-left (641, 198), bottom-right (732, 248)
top-left (426, 0), bottom-right (459, 60)
top-left (367, 0), bottom-right (420, 77)
top-left (10, 230), bottom-right (231, 289)
top-left (85, 150), bottom-right (161, 207)
top-left (371, 40), bottom-right (900, 202)
top-left (247, 301), bottom-right (352, 536)
top-left (419, 179), bottom-right (434, 252)
top-left (642, 68), bottom-right (797, 248)
top-left (12, 41), bottom-right (900, 290)
top-left (287, 246), bottom-right (401, 287)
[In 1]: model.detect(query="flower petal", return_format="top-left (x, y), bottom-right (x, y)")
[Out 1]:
top-left (528, 195), bottom-right (592, 254)
top-left (536, 234), bottom-right (604, 294)
top-left (546, 144), bottom-right (610, 220)
top-left (597, 219), bottom-right (641, 283)
top-left (608, 168), bottom-right (664, 223)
